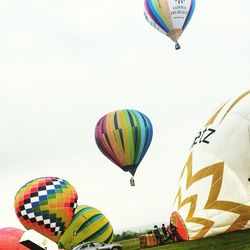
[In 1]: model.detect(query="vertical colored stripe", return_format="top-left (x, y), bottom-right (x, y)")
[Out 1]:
top-left (145, 0), bottom-right (169, 33)
top-left (122, 110), bottom-right (135, 164)
top-left (131, 110), bottom-right (146, 164)
top-left (183, 0), bottom-right (196, 30)
top-left (154, 0), bottom-right (173, 31)
top-left (148, 0), bottom-right (170, 33)
top-left (145, 0), bottom-right (166, 31)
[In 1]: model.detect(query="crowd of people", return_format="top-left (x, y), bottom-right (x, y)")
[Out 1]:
top-left (152, 221), bottom-right (179, 245)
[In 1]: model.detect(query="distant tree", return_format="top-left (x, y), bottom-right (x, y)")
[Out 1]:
top-left (115, 229), bottom-right (153, 241)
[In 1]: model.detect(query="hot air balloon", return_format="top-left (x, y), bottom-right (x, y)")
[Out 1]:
top-left (171, 90), bottom-right (250, 240)
top-left (14, 177), bottom-right (78, 243)
top-left (0, 227), bottom-right (28, 250)
top-left (144, 0), bottom-right (196, 50)
top-left (58, 205), bottom-right (114, 250)
top-left (95, 109), bottom-right (153, 186)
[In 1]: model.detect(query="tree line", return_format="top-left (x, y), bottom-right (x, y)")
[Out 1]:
top-left (115, 229), bottom-right (152, 241)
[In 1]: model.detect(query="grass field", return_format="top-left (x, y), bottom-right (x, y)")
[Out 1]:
top-left (119, 229), bottom-right (250, 250)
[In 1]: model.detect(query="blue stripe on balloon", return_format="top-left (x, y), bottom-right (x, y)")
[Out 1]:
top-left (119, 129), bottom-right (125, 151)
top-left (182, 0), bottom-right (195, 30)
top-left (148, 0), bottom-right (170, 33)
top-left (133, 110), bottom-right (145, 164)
top-left (84, 222), bottom-right (110, 242)
top-left (104, 132), bottom-right (114, 153)
top-left (72, 207), bottom-right (93, 222)
top-left (104, 230), bottom-right (114, 244)
top-left (77, 214), bottom-right (103, 233)
top-left (145, 0), bottom-right (163, 30)
top-left (138, 115), bottom-right (153, 164)
top-left (127, 110), bottom-right (135, 127)
top-left (114, 112), bottom-right (118, 129)
top-left (146, 0), bottom-right (169, 33)
top-left (101, 117), bottom-right (105, 134)
top-left (131, 110), bottom-right (148, 164)
top-left (133, 127), bottom-right (138, 160)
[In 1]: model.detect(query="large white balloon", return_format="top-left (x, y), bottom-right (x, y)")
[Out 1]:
top-left (172, 90), bottom-right (250, 240)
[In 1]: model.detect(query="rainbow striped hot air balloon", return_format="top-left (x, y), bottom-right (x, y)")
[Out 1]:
top-left (95, 109), bottom-right (153, 185)
top-left (14, 177), bottom-right (78, 243)
top-left (144, 0), bottom-right (196, 49)
top-left (58, 205), bottom-right (114, 250)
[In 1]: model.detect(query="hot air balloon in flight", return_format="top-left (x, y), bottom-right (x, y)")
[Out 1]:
top-left (58, 205), bottom-right (114, 249)
top-left (144, 0), bottom-right (196, 50)
top-left (14, 177), bottom-right (78, 243)
top-left (171, 90), bottom-right (250, 241)
top-left (95, 109), bottom-right (153, 186)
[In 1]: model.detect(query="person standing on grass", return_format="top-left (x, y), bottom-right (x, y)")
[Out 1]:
top-left (161, 223), bottom-right (168, 239)
top-left (170, 221), bottom-right (178, 242)
top-left (153, 225), bottom-right (161, 246)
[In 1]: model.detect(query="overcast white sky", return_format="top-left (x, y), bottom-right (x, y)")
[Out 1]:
top-left (1, 0), bottom-right (250, 233)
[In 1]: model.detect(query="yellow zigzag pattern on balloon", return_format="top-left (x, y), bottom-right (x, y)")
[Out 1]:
top-left (175, 153), bottom-right (250, 240)
top-left (205, 90), bottom-right (250, 126)
top-left (175, 189), bottom-right (214, 239)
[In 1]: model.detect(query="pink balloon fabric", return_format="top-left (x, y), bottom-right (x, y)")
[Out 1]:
top-left (0, 227), bottom-right (28, 250)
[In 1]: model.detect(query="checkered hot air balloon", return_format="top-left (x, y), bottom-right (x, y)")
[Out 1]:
top-left (14, 177), bottom-right (78, 243)
top-left (95, 109), bottom-right (153, 184)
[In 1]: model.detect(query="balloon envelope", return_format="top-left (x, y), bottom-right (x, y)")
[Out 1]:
top-left (0, 227), bottom-right (28, 250)
top-left (58, 205), bottom-right (114, 249)
top-left (95, 109), bottom-right (153, 176)
top-left (14, 177), bottom-right (78, 243)
top-left (144, 0), bottom-right (195, 45)
top-left (172, 90), bottom-right (250, 240)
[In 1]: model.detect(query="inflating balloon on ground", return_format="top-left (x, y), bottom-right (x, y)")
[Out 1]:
top-left (171, 90), bottom-right (250, 240)
top-left (58, 205), bottom-right (114, 249)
